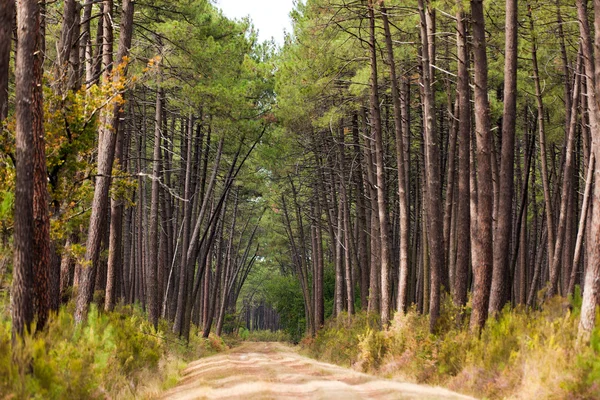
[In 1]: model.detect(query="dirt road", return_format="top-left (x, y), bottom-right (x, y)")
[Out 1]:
top-left (161, 342), bottom-right (475, 400)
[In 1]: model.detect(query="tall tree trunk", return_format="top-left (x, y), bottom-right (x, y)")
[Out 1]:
top-left (363, 108), bottom-right (380, 314)
top-left (12, 0), bottom-right (40, 339)
top-left (454, 4), bottom-right (471, 311)
top-left (569, 153), bottom-right (594, 295)
top-left (367, 0), bottom-right (392, 326)
top-left (337, 126), bottom-right (354, 315)
top-left (548, 54), bottom-right (582, 297)
top-left (0, 0), bottom-right (14, 121)
top-left (32, 0), bottom-right (50, 331)
top-left (380, 2), bottom-right (410, 313)
top-left (173, 116), bottom-right (195, 336)
top-left (578, 0), bottom-right (600, 340)
top-left (469, 0), bottom-right (494, 332)
top-left (81, 0), bottom-right (93, 85)
top-left (147, 86), bottom-right (163, 327)
top-left (105, 101), bottom-right (132, 311)
top-left (314, 192), bottom-right (325, 328)
top-left (528, 3), bottom-right (556, 284)
top-left (56, 0), bottom-right (78, 89)
top-left (417, 0), bottom-right (445, 332)
top-left (74, 0), bottom-right (135, 324)
top-left (489, 0), bottom-right (518, 315)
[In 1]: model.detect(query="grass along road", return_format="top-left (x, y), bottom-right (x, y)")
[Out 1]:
top-left (161, 342), bottom-right (475, 400)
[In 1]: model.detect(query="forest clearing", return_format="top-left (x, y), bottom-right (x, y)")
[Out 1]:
top-left (2, 0), bottom-right (600, 398)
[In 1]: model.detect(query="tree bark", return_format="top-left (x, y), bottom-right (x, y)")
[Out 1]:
top-left (417, 0), bottom-right (445, 332)
top-left (578, 0), bottom-right (600, 340)
top-left (147, 86), bottom-right (163, 327)
top-left (32, 0), bottom-right (50, 331)
top-left (12, 0), bottom-right (40, 339)
top-left (368, 0), bottom-right (392, 326)
top-left (548, 54), bottom-right (582, 297)
top-left (74, 0), bottom-right (135, 324)
top-left (173, 116), bottom-right (195, 336)
top-left (489, 0), bottom-right (518, 315)
top-left (528, 3), bottom-right (556, 285)
top-left (56, 0), bottom-right (78, 89)
top-left (0, 0), bottom-right (14, 121)
top-left (469, 0), bottom-right (494, 332)
top-left (380, 2), bottom-right (410, 313)
top-left (570, 154), bottom-right (595, 295)
top-left (454, 4), bottom-right (471, 311)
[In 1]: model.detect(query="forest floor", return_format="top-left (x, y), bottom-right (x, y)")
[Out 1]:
top-left (161, 342), bottom-right (475, 400)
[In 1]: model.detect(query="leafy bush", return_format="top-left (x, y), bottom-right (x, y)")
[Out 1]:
top-left (0, 303), bottom-right (227, 399)
top-left (304, 312), bottom-right (379, 367)
top-left (246, 329), bottom-right (292, 342)
top-left (357, 327), bottom-right (387, 371)
top-left (302, 294), bottom-right (600, 399)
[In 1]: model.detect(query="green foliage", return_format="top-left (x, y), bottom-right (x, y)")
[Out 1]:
top-left (0, 190), bottom-right (13, 221)
top-left (264, 273), bottom-right (307, 342)
top-left (303, 312), bottom-right (380, 367)
top-left (357, 327), bottom-right (387, 371)
top-left (0, 303), bottom-right (227, 399)
top-left (303, 299), bottom-right (600, 399)
top-left (241, 329), bottom-right (292, 343)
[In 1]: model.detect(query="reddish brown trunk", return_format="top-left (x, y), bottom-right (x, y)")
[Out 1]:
top-left (417, 0), bottom-right (445, 332)
top-left (454, 4), bottom-right (471, 310)
top-left (489, 0), bottom-right (518, 315)
top-left (528, 3), bottom-right (555, 282)
top-left (380, 2), bottom-right (410, 313)
top-left (12, 0), bottom-right (40, 339)
top-left (469, 0), bottom-right (494, 332)
top-left (74, 0), bottom-right (135, 324)
top-left (32, 0), bottom-right (50, 331)
top-left (0, 0), bottom-right (14, 120)
top-left (368, 1), bottom-right (391, 324)
top-left (548, 54), bottom-right (582, 297)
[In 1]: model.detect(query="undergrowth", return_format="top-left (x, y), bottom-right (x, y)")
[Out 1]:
top-left (238, 328), bottom-right (292, 342)
top-left (302, 292), bottom-right (600, 399)
top-left (0, 301), bottom-right (228, 399)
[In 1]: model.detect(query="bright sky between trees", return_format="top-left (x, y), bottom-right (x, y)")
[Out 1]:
top-left (215, 0), bottom-right (296, 44)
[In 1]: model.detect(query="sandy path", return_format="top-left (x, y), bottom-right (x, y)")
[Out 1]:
top-left (161, 342), bottom-right (475, 400)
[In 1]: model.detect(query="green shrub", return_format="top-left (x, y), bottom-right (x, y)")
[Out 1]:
top-left (357, 327), bottom-right (387, 371)
top-left (245, 329), bottom-right (292, 342)
top-left (0, 302), bottom-right (227, 399)
top-left (304, 312), bottom-right (379, 367)
top-left (302, 297), bottom-right (600, 399)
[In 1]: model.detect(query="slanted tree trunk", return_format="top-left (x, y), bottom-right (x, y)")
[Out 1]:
top-left (570, 154), bottom-right (594, 295)
top-left (548, 54), bottom-right (582, 297)
top-left (104, 101), bottom-right (130, 311)
top-left (74, 0), bottom-right (135, 324)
